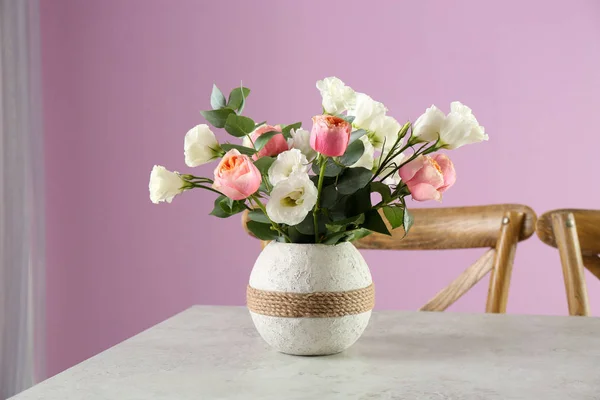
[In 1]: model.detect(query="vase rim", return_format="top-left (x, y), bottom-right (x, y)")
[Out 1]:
top-left (269, 241), bottom-right (354, 247)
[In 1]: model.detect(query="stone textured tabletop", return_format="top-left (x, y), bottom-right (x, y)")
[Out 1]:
top-left (11, 306), bottom-right (600, 400)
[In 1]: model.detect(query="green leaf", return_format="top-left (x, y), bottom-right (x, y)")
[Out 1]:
top-left (224, 114), bottom-right (256, 137)
top-left (312, 157), bottom-right (344, 177)
top-left (320, 185), bottom-right (339, 208)
top-left (339, 115), bottom-right (355, 125)
top-left (281, 122), bottom-right (302, 139)
top-left (328, 214), bottom-right (365, 227)
top-left (330, 187), bottom-right (371, 220)
top-left (253, 156), bottom-right (275, 174)
top-left (287, 226), bottom-right (315, 243)
top-left (200, 108), bottom-right (236, 129)
top-left (382, 206), bottom-right (404, 230)
top-left (209, 195), bottom-right (246, 218)
top-left (294, 213), bottom-right (315, 235)
top-left (337, 167), bottom-right (373, 195)
top-left (246, 220), bottom-right (279, 240)
top-left (363, 210), bottom-right (391, 236)
top-left (210, 84), bottom-right (226, 110)
top-left (339, 139), bottom-right (365, 166)
top-left (254, 131), bottom-right (281, 151)
top-left (349, 129), bottom-right (367, 143)
top-left (248, 209), bottom-right (270, 224)
top-left (403, 208), bottom-right (414, 235)
top-left (370, 182), bottom-right (392, 204)
top-left (322, 231), bottom-right (349, 245)
top-left (345, 228), bottom-right (372, 242)
top-left (227, 87), bottom-right (251, 113)
top-left (220, 143), bottom-right (256, 156)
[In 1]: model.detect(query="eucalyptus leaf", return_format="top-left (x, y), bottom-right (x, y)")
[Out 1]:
top-left (200, 108), bottom-right (236, 129)
top-left (345, 228), bottom-right (372, 242)
top-left (363, 210), bottom-right (391, 236)
top-left (210, 84), bottom-right (226, 110)
top-left (382, 206), bottom-right (404, 230)
top-left (349, 129), bottom-right (367, 143)
top-left (287, 226), bottom-right (315, 243)
top-left (281, 122), bottom-right (302, 139)
top-left (339, 139), bottom-right (365, 166)
top-left (331, 187), bottom-right (371, 220)
top-left (248, 209), bottom-right (270, 224)
top-left (224, 114), bottom-right (256, 137)
top-left (320, 185), bottom-right (339, 208)
top-left (403, 208), bottom-right (414, 235)
top-left (220, 143), bottom-right (256, 156)
top-left (312, 157), bottom-right (344, 177)
top-left (337, 167), bottom-right (372, 195)
top-left (294, 213), bottom-right (315, 236)
top-left (246, 220), bottom-right (279, 240)
top-left (339, 115), bottom-right (355, 125)
top-left (253, 156), bottom-right (275, 174)
top-left (321, 231), bottom-right (349, 245)
top-left (227, 87), bottom-right (251, 112)
top-left (254, 131), bottom-right (281, 151)
top-left (209, 195), bottom-right (246, 218)
top-left (370, 182), bottom-right (392, 204)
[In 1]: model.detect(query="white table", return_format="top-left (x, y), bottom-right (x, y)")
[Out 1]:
top-left (11, 306), bottom-right (600, 399)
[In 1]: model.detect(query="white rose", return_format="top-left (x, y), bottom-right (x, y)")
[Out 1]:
top-left (149, 165), bottom-right (184, 204)
top-left (316, 77), bottom-right (356, 114)
top-left (411, 105), bottom-right (446, 143)
top-left (350, 136), bottom-right (375, 170)
top-left (268, 149), bottom-right (309, 185)
top-left (287, 128), bottom-right (317, 161)
top-left (266, 172), bottom-right (318, 226)
top-left (184, 124), bottom-right (221, 167)
top-left (381, 152), bottom-right (406, 186)
top-left (347, 92), bottom-right (387, 133)
top-left (439, 101), bottom-right (488, 149)
top-left (371, 115), bottom-right (401, 151)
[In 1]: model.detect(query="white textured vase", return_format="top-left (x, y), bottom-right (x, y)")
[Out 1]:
top-left (248, 242), bottom-right (373, 356)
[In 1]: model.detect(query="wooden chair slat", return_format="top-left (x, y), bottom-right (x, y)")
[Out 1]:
top-left (354, 204), bottom-right (536, 250)
top-left (537, 209), bottom-right (600, 254)
top-left (551, 213), bottom-right (591, 316)
top-left (582, 255), bottom-right (600, 281)
top-left (420, 249), bottom-right (495, 312)
top-left (485, 211), bottom-right (524, 313)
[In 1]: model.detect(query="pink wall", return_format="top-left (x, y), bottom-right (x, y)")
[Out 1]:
top-left (41, 0), bottom-right (600, 377)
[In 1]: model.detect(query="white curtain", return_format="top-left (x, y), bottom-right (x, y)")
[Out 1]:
top-left (0, 0), bottom-right (45, 398)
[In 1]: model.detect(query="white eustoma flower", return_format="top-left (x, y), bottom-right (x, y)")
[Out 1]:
top-left (439, 101), bottom-right (488, 149)
top-left (411, 104), bottom-right (446, 143)
top-left (316, 77), bottom-right (356, 114)
top-left (184, 124), bottom-right (221, 167)
top-left (380, 152), bottom-right (406, 186)
top-left (266, 172), bottom-right (318, 225)
top-left (268, 149), bottom-right (309, 185)
top-left (347, 92), bottom-right (387, 133)
top-left (371, 115), bottom-right (401, 151)
top-left (149, 165), bottom-right (185, 204)
top-left (287, 128), bottom-right (317, 161)
top-left (350, 136), bottom-right (375, 170)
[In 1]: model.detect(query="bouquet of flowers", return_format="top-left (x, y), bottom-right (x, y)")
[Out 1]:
top-left (149, 77), bottom-right (487, 244)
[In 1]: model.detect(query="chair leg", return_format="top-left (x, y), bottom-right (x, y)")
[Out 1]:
top-left (486, 211), bottom-right (524, 313)
top-left (551, 213), bottom-right (591, 316)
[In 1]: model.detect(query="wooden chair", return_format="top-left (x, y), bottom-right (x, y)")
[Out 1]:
top-left (536, 209), bottom-right (600, 316)
top-left (242, 204), bottom-right (537, 313)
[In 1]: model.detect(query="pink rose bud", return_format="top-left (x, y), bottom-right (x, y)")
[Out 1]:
top-left (250, 124), bottom-right (289, 160)
top-left (310, 115), bottom-right (351, 157)
top-left (213, 149), bottom-right (262, 200)
top-left (398, 154), bottom-right (456, 202)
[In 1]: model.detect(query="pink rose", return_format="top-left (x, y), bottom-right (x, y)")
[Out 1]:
top-left (398, 154), bottom-right (456, 201)
top-left (310, 115), bottom-right (351, 157)
top-left (213, 149), bottom-right (262, 200)
top-left (249, 125), bottom-right (288, 160)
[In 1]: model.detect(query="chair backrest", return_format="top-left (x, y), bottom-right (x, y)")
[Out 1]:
top-left (242, 204), bottom-right (537, 314)
top-left (535, 209), bottom-right (600, 316)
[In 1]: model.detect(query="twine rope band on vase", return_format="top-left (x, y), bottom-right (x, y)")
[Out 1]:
top-left (247, 284), bottom-right (375, 318)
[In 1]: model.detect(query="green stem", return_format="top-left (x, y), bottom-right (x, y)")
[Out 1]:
top-left (250, 195), bottom-right (291, 242)
top-left (313, 156), bottom-right (328, 243)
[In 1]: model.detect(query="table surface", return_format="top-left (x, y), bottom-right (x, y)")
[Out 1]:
top-left (12, 306), bottom-right (600, 400)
